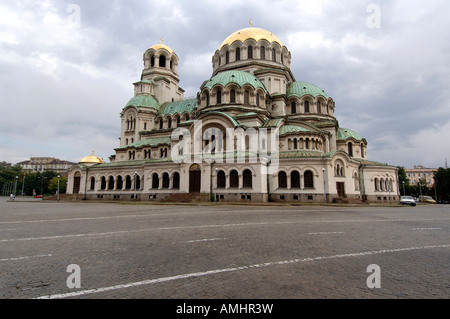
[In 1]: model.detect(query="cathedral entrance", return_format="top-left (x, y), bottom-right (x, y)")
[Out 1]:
top-left (189, 164), bottom-right (201, 193)
top-left (73, 172), bottom-right (81, 194)
top-left (336, 182), bottom-right (346, 198)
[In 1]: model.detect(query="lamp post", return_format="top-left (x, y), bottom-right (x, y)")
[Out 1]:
top-left (215, 168), bottom-right (218, 203)
top-left (57, 175), bottom-right (61, 201)
top-left (134, 171), bottom-right (137, 201)
top-left (14, 176), bottom-right (18, 197)
top-left (386, 172), bottom-right (391, 205)
top-left (322, 168), bottom-right (327, 203)
top-left (402, 181), bottom-right (405, 196)
top-left (21, 173), bottom-right (25, 196)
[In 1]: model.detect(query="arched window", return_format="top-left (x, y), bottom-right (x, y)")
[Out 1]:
top-left (150, 56), bottom-right (155, 67)
top-left (293, 139), bottom-right (298, 150)
top-left (244, 90), bottom-right (249, 104)
top-left (152, 173), bottom-right (159, 189)
top-left (272, 48), bottom-right (276, 62)
top-left (260, 46), bottom-right (265, 60)
top-left (230, 89), bottom-right (236, 103)
top-left (256, 93), bottom-right (260, 107)
top-left (317, 101), bottom-right (321, 113)
top-left (168, 118), bottom-right (172, 129)
top-left (291, 102), bottom-right (296, 114)
top-left (216, 90), bottom-right (222, 104)
top-left (108, 176), bottom-right (114, 190)
top-left (374, 178), bottom-right (379, 191)
top-left (248, 46), bottom-right (253, 59)
top-left (243, 169), bottom-right (252, 188)
top-left (230, 170), bottom-right (239, 188)
top-left (226, 51), bottom-right (229, 64)
top-left (305, 138), bottom-right (310, 149)
top-left (159, 55), bottom-right (166, 68)
top-left (217, 170), bottom-right (226, 188)
top-left (101, 177), bottom-right (106, 190)
top-left (173, 173), bottom-right (180, 189)
top-left (90, 177), bottom-right (95, 190)
top-left (354, 173), bottom-right (359, 191)
top-left (348, 143), bottom-right (353, 157)
top-left (236, 47), bottom-right (240, 61)
top-left (117, 176), bottom-right (123, 190)
top-left (135, 175), bottom-right (141, 190)
top-left (304, 101), bottom-right (310, 113)
top-left (125, 176), bottom-right (132, 190)
top-left (278, 171), bottom-right (287, 188)
top-left (159, 118), bottom-right (163, 130)
top-left (304, 170), bottom-right (314, 188)
top-left (291, 171), bottom-right (300, 188)
top-left (206, 92), bottom-right (210, 107)
top-left (162, 173), bottom-right (170, 189)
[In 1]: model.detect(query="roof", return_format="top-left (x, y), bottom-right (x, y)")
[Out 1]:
top-left (203, 70), bottom-right (267, 92)
top-left (337, 128), bottom-right (364, 141)
top-left (116, 137), bottom-right (172, 150)
top-left (149, 43), bottom-right (174, 54)
top-left (279, 125), bottom-right (312, 135)
top-left (125, 95), bottom-right (160, 111)
top-left (220, 27), bottom-right (284, 49)
top-left (160, 98), bottom-right (197, 116)
top-left (261, 118), bottom-right (283, 128)
top-left (287, 81), bottom-right (330, 100)
top-left (80, 152), bottom-right (104, 164)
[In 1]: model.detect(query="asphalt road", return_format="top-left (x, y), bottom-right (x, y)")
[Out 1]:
top-left (0, 197), bottom-right (448, 300)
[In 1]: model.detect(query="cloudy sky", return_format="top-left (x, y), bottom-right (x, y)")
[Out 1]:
top-left (1, 0), bottom-right (449, 169)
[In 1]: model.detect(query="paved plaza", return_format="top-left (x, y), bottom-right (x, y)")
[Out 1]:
top-left (0, 197), bottom-right (448, 300)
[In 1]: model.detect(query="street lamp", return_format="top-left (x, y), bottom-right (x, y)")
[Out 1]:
top-left (386, 172), bottom-right (392, 205)
top-left (134, 171), bottom-right (137, 201)
top-left (57, 175), bottom-right (61, 201)
top-left (14, 176), bottom-right (18, 198)
top-left (402, 181), bottom-right (405, 196)
top-left (322, 168), bottom-right (327, 203)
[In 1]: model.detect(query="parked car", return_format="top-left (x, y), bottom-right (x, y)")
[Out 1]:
top-left (400, 196), bottom-right (417, 206)
top-left (34, 195), bottom-right (44, 199)
top-left (419, 196), bottom-right (436, 204)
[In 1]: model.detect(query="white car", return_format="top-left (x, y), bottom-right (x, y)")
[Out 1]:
top-left (400, 196), bottom-right (417, 206)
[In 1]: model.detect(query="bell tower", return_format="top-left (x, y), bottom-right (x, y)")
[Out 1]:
top-left (142, 40), bottom-right (185, 104)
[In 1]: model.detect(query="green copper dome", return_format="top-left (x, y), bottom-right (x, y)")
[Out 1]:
top-left (203, 70), bottom-right (267, 92)
top-left (125, 95), bottom-right (160, 111)
top-left (287, 81), bottom-right (330, 100)
top-left (337, 128), bottom-right (363, 141)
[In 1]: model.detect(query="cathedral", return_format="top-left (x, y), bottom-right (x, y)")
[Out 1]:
top-left (66, 26), bottom-right (399, 203)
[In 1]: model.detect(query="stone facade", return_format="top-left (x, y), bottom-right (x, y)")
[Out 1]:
top-left (67, 27), bottom-right (399, 203)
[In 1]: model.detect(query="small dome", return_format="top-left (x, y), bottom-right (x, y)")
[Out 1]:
top-left (80, 151), bottom-right (104, 164)
top-left (149, 43), bottom-right (174, 54)
top-left (125, 95), bottom-right (160, 111)
top-left (337, 128), bottom-right (364, 141)
top-left (288, 81), bottom-right (330, 100)
top-left (220, 27), bottom-right (284, 49)
top-left (203, 70), bottom-right (267, 92)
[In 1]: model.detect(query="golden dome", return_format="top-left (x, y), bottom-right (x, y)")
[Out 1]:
top-left (220, 27), bottom-right (284, 49)
top-left (80, 151), bottom-right (104, 164)
top-left (149, 43), bottom-right (174, 54)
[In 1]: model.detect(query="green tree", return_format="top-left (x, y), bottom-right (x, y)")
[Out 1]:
top-left (397, 166), bottom-right (411, 196)
top-left (434, 168), bottom-right (450, 201)
top-left (48, 176), bottom-right (67, 195)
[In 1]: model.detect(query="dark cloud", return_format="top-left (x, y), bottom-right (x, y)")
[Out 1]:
top-left (0, 0), bottom-right (449, 168)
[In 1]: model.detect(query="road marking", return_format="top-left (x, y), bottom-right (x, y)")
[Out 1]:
top-left (1, 218), bottom-right (449, 243)
top-left (306, 232), bottom-right (346, 235)
top-left (34, 244), bottom-right (450, 299)
top-left (0, 254), bottom-right (52, 262)
top-left (413, 227), bottom-right (442, 230)
top-left (182, 238), bottom-right (228, 244)
top-left (0, 215), bottom-right (184, 225)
